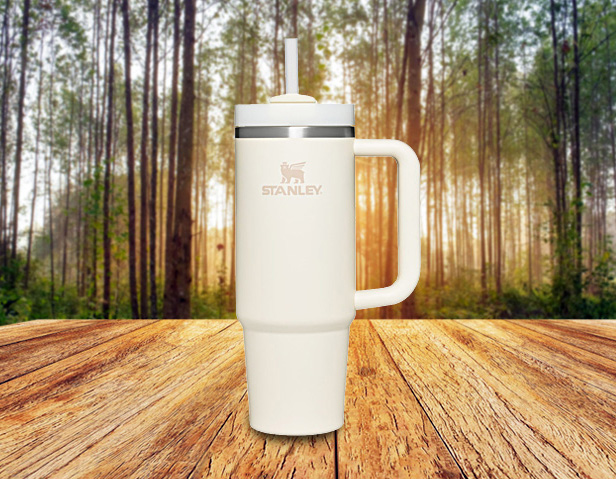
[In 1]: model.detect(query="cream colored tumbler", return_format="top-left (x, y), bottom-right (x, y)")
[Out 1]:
top-left (235, 39), bottom-right (421, 435)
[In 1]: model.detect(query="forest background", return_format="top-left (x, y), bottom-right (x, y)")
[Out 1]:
top-left (1, 0), bottom-right (615, 323)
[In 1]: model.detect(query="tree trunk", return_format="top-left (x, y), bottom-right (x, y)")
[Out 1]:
top-left (523, 55), bottom-right (532, 290)
top-left (379, 0), bottom-right (390, 319)
top-left (401, 0), bottom-right (426, 319)
top-left (291, 0), bottom-right (298, 37)
top-left (549, 0), bottom-right (567, 309)
top-left (164, 0), bottom-right (196, 318)
top-left (193, 66), bottom-right (201, 294)
top-left (478, 0), bottom-right (487, 298)
top-left (571, 0), bottom-right (582, 294)
top-left (149, 0), bottom-right (160, 318)
top-left (0, 0), bottom-right (12, 262)
top-left (159, 23), bottom-right (167, 271)
top-left (92, 0), bottom-right (108, 304)
top-left (438, 0), bottom-right (445, 287)
top-left (102, 0), bottom-right (117, 318)
top-left (25, 33), bottom-right (45, 289)
top-left (140, 0), bottom-right (153, 318)
top-left (121, 0), bottom-right (139, 318)
top-left (75, 71), bottom-right (85, 291)
top-left (47, 35), bottom-right (56, 316)
top-left (494, 2), bottom-right (502, 294)
top-left (386, 0), bottom-right (412, 318)
top-left (424, 1), bottom-right (435, 289)
top-left (605, 16), bottom-right (616, 212)
top-left (47, 149), bottom-right (55, 317)
top-left (62, 96), bottom-right (75, 291)
top-left (163, 0), bottom-right (181, 317)
top-left (10, 0), bottom-right (30, 259)
top-left (81, 0), bottom-right (99, 297)
top-left (484, 0), bottom-right (493, 289)
top-left (201, 88), bottom-right (210, 287)
top-left (405, 0), bottom-right (426, 151)
top-left (383, 0), bottom-right (389, 138)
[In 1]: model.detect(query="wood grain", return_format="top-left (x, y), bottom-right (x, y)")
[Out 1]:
top-left (0, 320), bottom-right (156, 384)
top-left (512, 319), bottom-right (616, 362)
top-left (189, 394), bottom-right (336, 479)
top-left (0, 320), bottom-right (101, 347)
top-left (46, 323), bottom-right (245, 479)
top-left (374, 320), bottom-right (616, 479)
top-left (460, 319), bottom-right (616, 396)
top-left (338, 321), bottom-right (463, 478)
top-left (0, 319), bottom-right (615, 479)
top-left (543, 320), bottom-right (616, 339)
top-left (0, 320), bottom-right (232, 478)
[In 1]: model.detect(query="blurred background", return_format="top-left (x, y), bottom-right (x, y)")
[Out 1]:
top-left (0, 0), bottom-right (615, 323)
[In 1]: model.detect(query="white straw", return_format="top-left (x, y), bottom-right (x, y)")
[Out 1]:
top-left (285, 38), bottom-right (299, 94)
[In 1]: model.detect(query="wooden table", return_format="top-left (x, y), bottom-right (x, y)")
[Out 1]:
top-left (0, 320), bottom-right (615, 478)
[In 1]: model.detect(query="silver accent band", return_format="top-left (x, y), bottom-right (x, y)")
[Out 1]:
top-left (235, 126), bottom-right (355, 139)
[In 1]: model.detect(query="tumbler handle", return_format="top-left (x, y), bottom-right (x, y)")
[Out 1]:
top-left (354, 139), bottom-right (421, 310)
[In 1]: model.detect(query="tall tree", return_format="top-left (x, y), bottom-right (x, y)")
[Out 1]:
top-left (140, 0), bottom-right (154, 318)
top-left (164, 0), bottom-right (196, 318)
top-left (25, 32), bottom-right (45, 289)
top-left (47, 31), bottom-right (56, 317)
top-left (571, 0), bottom-right (582, 294)
top-left (0, 0), bottom-right (12, 262)
top-left (163, 0), bottom-right (181, 315)
top-left (149, 0), bottom-right (159, 318)
top-left (606, 9), bottom-right (616, 208)
top-left (549, 0), bottom-right (568, 310)
top-left (121, 0), bottom-right (139, 318)
top-left (400, 0), bottom-right (426, 319)
top-left (386, 0), bottom-right (412, 318)
top-left (91, 0), bottom-right (107, 303)
top-left (10, 0), bottom-right (31, 258)
top-left (494, 0), bottom-right (502, 294)
top-left (477, 0), bottom-right (487, 297)
top-left (62, 94), bottom-right (75, 290)
top-left (102, 0), bottom-right (117, 318)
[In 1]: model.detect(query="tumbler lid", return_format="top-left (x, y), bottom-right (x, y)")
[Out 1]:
top-left (235, 38), bottom-right (354, 128)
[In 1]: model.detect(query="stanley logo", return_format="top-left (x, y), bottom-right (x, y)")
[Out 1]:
top-left (262, 162), bottom-right (323, 196)
top-left (280, 162), bottom-right (305, 183)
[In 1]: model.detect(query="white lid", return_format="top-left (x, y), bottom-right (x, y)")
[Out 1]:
top-left (235, 38), bottom-right (354, 128)
top-left (235, 103), bottom-right (354, 127)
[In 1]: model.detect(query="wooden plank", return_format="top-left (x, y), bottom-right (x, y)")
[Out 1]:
top-left (188, 394), bottom-right (336, 479)
top-left (0, 320), bottom-right (234, 478)
top-left (0, 320), bottom-right (101, 347)
top-left (448, 321), bottom-right (616, 439)
top-left (460, 320), bottom-right (616, 397)
top-left (0, 320), bottom-right (157, 384)
top-left (46, 323), bottom-right (245, 479)
top-left (338, 321), bottom-right (463, 478)
top-left (512, 320), bottom-right (616, 362)
top-left (3, 319), bottom-right (613, 478)
top-left (0, 320), bottom-right (193, 408)
top-left (375, 320), bottom-right (616, 479)
top-left (546, 320), bottom-right (616, 339)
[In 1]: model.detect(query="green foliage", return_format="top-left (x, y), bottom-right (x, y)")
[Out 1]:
top-left (0, 256), bottom-right (238, 324)
top-left (0, 257), bottom-right (31, 324)
top-left (191, 266), bottom-right (235, 319)
top-left (417, 262), bottom-right (616, 319)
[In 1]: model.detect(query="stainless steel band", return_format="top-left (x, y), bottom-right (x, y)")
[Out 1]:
top-left (235, 126), bottom-right (355, 139)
